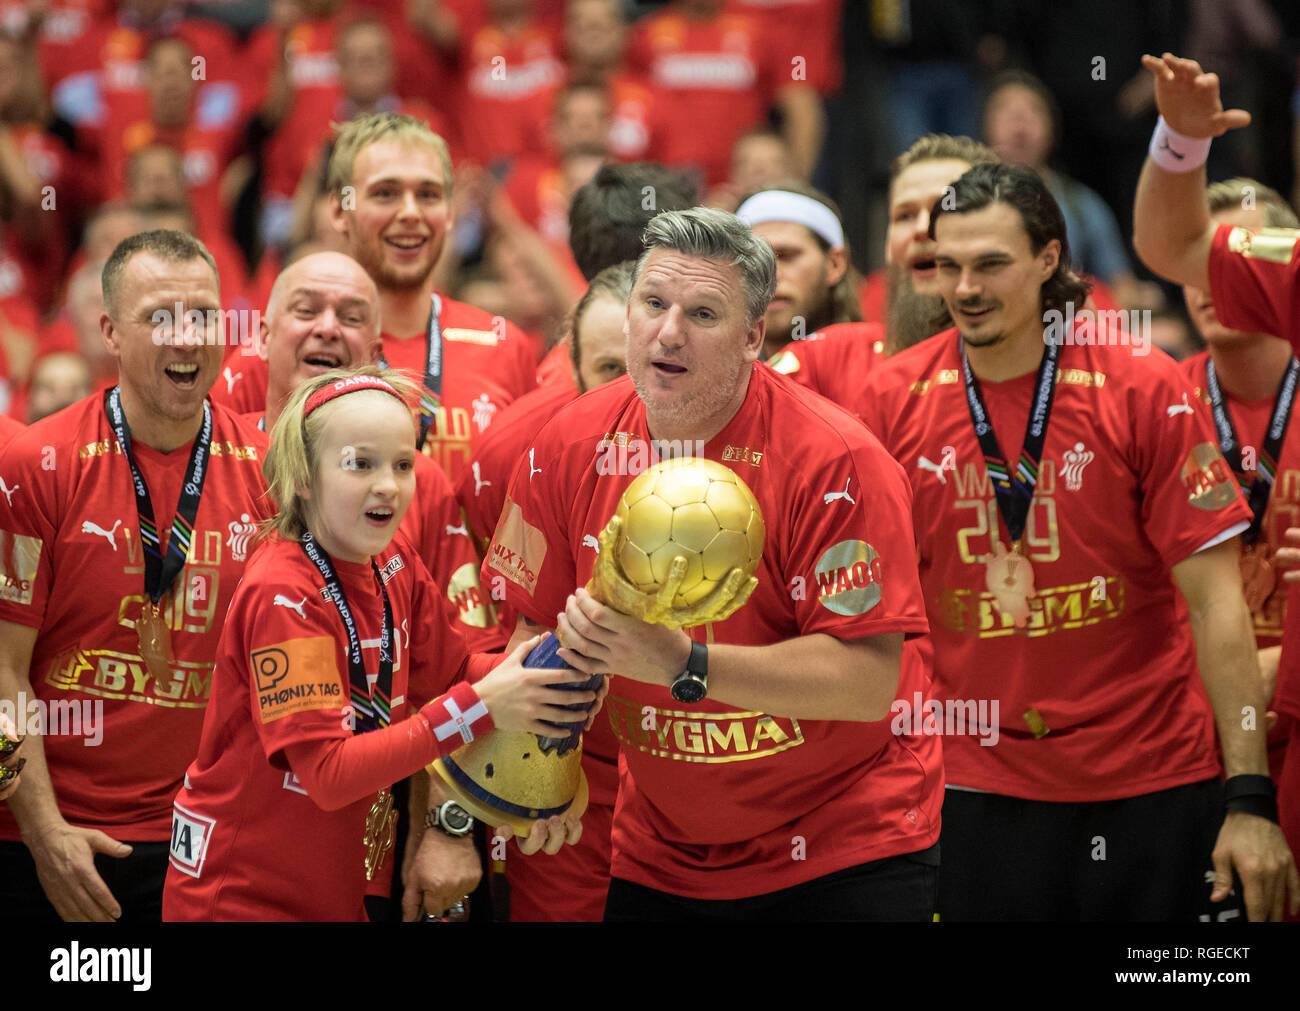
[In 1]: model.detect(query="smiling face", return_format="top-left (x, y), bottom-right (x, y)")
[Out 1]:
top-left (933, 201), bottom-right (1058, 352)
top-left (302, 391), bottom-right (417, 563)
top-left (626, 249), bottom-right (762, 438)
top-left (574, 293), bottom-right (628, 391)
top-left (102, 251), bottom-right (223, 428)
top-left (1183, 204), bottom-right (1269, 346)
top-left (887, 158), bottom-right (973, 297)
top-left (332, 139), bottom-right (451, 292)
top-left (263, 253), bottom-right (382, 416)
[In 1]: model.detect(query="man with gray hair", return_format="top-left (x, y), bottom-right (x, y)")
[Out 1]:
top-left (0, 231), bottom-right (271, 921)
top-left (486, 207), bottom-right (941, 919)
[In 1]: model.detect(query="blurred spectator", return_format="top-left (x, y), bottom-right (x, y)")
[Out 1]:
top-left (101, 37), bottom-right (246, 242)
top-left (25, 351), bottom-right (91, 422)
top-left (727, 0), bottom-right (843, 99)
top-left (39, 258), bottom-right (115, 387)
top-left (49, 0), bottom-right (241, 150)
top-left (706, 127), bottom-right (796, 211)
top-left (1149, 307), bottom-right (1202, 363)
top-left (983, 70), bottom-right (1160, 309)
top-left (557, 0), bottom-right (656, 162)
top-left (627, 0), bottom-right (824, 186)
top-left (414, 0), bottom-right (563, 170)
top-left (247, 0), bottom-right (348, 250)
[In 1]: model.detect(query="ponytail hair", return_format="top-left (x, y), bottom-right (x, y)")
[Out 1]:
top-left (259, 365), bottom-right (420, 543)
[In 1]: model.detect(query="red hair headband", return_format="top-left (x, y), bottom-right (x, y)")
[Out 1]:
top-left (303, 375), bottom-right (405, 417)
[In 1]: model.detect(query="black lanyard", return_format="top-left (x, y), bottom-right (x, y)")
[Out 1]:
top-left (1205, 355), bottom-right (1300, 545)
top-left (959, 336), bottom-right (1061, 545)
top-left (378, 293), bottom-right (442, 451)
top-left (104, 387), bottom-right (211, 607)
top-left (299, 532), bottom-right (394, 733)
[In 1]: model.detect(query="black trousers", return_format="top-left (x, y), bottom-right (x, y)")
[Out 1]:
top-left (937, 778), bottom-right (1243, 921)
top-left (604, 842), bottom-right (940, 922)
top-left (0, 838), bottom-right (169, 923)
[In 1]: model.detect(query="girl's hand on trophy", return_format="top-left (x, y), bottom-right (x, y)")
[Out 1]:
top-left (557, 587), bottom-right (692, 687)
top-left (475, 634), bottom-right (598, 735)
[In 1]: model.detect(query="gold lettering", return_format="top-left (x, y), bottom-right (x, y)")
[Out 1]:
top-left (750, 716), bottom-right (790, 749)
top-left (705, 720), bottom-right (747, 754)
top-left (673, 720), bottom-right (705, 753)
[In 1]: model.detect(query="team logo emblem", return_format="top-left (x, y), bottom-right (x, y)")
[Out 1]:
top-left (1166, 393), bottom-right (1194, 417)
top-left (814, 540), bottom-right (882, 616)
top-left (0, 478), bottom-right (17, 506)
top-left (227, 513), bottom-right (256, 561)
top-left (273, 595), bottom-right (307, 620)
top-left (471, 394), bottom-right (498, 433)
top-left (472, 461), bottom-right (491, 495)
top-left (82, 519), bottom-right (121, 551)
top-left (918, 446), bottom-right (957, 485)
top-left (823, 478), bottom-right (855, 506)
top-left (1061, 442), bottom-right (1095, 491)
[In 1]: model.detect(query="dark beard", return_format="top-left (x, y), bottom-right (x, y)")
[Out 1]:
top-left (765, 291), bottom-right (835, 355)
top-left (886, 266), bottom-right (953, 355)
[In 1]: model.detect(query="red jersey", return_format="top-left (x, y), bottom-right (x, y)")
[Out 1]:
top-left (858, 326), bottom-right (1252, 802)
top-left (0, 394), bottom-right (270, 840)
top-left (1180, 351), bottom-right (1300, 648)
top-left (485, 365), bottom-right (938, 899)
top-left (767, 322), bottom-right (887, 415)
top-left (244, 17), bottom-right (342, 201)
top-left (1208, 223), bottom-right (1300, 721)
top-left (726, 0), bottom-right (842, 95)
top-left (0, 413), bottom-right (22, 449)
top-left (455, 17), bottom-right (563, 166)
top-left (161, 534), bottom-right (481, 921)
top-left (535, 339), bottom-right (576, 390)
top-left (102, 118), bottom-right (244, 240)
top-left (628, 9), bottom-right (783, 186)
top-left (380, 296), bottom-right (539, 483)
top-left (859, 270), bottom-right (885, 324)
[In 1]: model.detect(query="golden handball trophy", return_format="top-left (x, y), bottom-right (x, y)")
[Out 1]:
top-left (429, 456), bottom-right (766, 835)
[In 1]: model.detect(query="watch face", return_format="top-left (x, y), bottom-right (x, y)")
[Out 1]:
top-left (671, 675), bottom-right (707, 704)
top-left (442, 803), bottom-right (472, 833)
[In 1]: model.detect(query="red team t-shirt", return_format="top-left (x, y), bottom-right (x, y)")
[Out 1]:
top-left (627, 9), bottom-right (782, 187)
top-left (0, 393), bottom-right (270, 840)
top-left (162, 534), bottom-right (484, 921)
top-left (767, 322), bottom-right (888, 415)
top-left (858, 326), bottom-right (1252, 802)
top-left (485, 365), bottom-right (939, 899)
top-left (1208, 224), bottom-right (1300, 721)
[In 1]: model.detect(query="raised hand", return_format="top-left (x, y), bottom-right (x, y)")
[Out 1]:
top-left (1141, 52), bottom-right (1251, 139)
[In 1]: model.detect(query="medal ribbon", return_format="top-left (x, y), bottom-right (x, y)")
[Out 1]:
top-left (378, 293), bottom-right (442, 452)
top-left (104, 387), bottom-right (212, 607)
top-left (959, 335), bottom-right (1061, 545)
top-left (1205, 355), bottom-right (1300, 546)
top-left (299, 532), bottom-right (394, 733)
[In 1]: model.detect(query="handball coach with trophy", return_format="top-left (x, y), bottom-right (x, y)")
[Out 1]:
top-left (483, 207), bottom-right (943, 922)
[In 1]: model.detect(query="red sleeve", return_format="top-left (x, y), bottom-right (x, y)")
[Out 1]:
top-left (1208, 223), bottom-right (1300, 348)
top-left (783, 425), bottom-right (929, 639)
top-left (1127, 359), bottom-right (1253, 565)
top-left (0, 425), bottom-right (63, 628)
top-left (283, 681), bottom-right (493, 810)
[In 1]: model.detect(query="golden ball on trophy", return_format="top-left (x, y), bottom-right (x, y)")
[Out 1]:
top-left (614, 457), bottom-right (766, 608)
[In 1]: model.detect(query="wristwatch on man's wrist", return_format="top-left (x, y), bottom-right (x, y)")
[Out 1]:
top-left (670, 641), bottom-right (709, 703)
top-left (426, 800), bottom-right (475, 837)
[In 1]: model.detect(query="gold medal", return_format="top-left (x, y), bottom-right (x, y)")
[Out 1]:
top-left (136, 600), bottom-right (174, 692)
top-left (363, 787), bottom-right (398, 881)
top-left (1239, 542), bottom-right (1277, 614)
top-left (985, 540), bottom-right (1036, 629)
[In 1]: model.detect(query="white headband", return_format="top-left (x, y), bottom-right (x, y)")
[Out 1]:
top-left (736, 190), bottom-right (844, 248)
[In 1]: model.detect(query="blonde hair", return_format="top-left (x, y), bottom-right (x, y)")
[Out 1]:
top-left (327, 113), bottom-right (454, 203)
top-left (260, 365), bottom-right (420, 543)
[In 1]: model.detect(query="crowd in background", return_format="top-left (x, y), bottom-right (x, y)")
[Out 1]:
top-left (0, 0), bottom-right (1298, 422)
